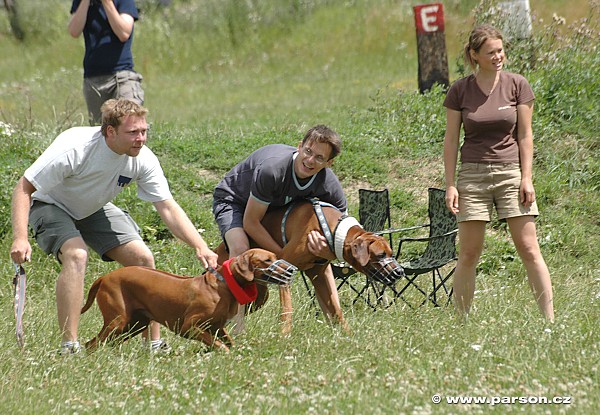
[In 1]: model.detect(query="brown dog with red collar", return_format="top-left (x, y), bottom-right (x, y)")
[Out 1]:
top-left (215, 200), bottom-right (405, 334)
top-left (81, 248), bottom-right (296, 351)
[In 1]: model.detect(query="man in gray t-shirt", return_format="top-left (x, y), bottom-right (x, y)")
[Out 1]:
top-left (213, 125), bottom-right (346, 258)
top-left (213, 125), bottom-right (347, 332)
top-left (10, 99), bottom-right (218, 354)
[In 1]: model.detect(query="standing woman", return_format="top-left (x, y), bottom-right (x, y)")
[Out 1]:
top-left (443, 24), bottom-right (554, 321)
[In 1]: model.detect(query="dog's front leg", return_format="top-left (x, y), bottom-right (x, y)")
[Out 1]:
top-left (279, 285), bottom-right (293, 335)
top-left (217, 328), bottom-right (234, 349)
top-left (188, 326), bottom-right (231, 352)
top-left (309, 265), bottom-right (350, 333)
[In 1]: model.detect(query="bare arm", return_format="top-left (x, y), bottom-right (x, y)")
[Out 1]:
top-left (153, 199), bottom-right (218, 268)
top-left (102, 0), bottom-right (134, 42)
top-left (517, 100), bottom-right (536, 207)
top-left (443, 108), bottom-right (463, 214)
top-left (10, 177), bottom-right (36, 264)
top-left (67, 0), bottom-right (91, 38)
top-left (243, 197), bottom-right (283, 256)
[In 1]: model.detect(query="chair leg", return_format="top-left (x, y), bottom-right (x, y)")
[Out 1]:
top-left (351, 278), bottom-right (380, 310)
top-left (372, 281), bottom-right (399, 309)
top-left (377, 275), bottom-right (422, 309)
top-left (442, 267), bottom-right (455, 307)
top-left (421, 267), bottom-right (455, 307)
top-left (301, 272), bottom-right (319, 311)
top-left (396, 274), bottom-right (430, 301)
top-left (418, 271), bottom-right (438, 307)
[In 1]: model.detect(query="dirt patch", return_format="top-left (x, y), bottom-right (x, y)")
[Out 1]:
top-left (196, 168), bottom-right (222, 182)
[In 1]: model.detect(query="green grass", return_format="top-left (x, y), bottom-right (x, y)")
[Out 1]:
top-left (0, 0), bottom-right (599, 414)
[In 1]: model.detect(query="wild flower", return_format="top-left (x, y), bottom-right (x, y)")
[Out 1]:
top-left (0, 121), bottom-right (15, 137)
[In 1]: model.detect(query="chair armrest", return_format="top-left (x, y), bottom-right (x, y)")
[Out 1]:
top-left (396, 229), bottom-right (458, 257)
top-left (375, 223), bottom-right (429, 236)
top-left (398, 228), bottom-right (457, 243)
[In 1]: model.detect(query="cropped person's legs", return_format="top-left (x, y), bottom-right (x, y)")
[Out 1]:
top-left (105, 240), bottom-right (155, 267)
top-left (29, 202), bottom-right (86, 352)
top-left (83, 76), bottom-right (111, 125)
top-left (506, 216), bottom-right (554, 322)
top-left (452, 221), bottom-right (486, 316)
top-left (115, 70), bottom-right (144, 105)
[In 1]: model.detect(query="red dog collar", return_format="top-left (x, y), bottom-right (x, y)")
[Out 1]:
top-left (222, 258), bottom-right (257, 305)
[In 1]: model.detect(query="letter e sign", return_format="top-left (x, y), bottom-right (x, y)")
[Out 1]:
top-left (414, 3), bottom-right (445, 34)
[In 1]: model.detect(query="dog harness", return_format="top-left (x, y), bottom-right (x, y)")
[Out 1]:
top-left (280, 199), bottom-right (361, 263)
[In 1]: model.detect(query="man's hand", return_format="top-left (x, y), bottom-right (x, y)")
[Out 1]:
top-left (10, 238), bottom-right (32, 265)
top-left (307, 230), bottom-right (335, 260)
top-left (197, 247), bottom-right (218, 270)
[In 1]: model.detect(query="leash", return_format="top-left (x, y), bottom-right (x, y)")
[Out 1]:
top-left (280, 201), bottom-right (299, 246)
top-left (13, 263), bottom-right (27, 349)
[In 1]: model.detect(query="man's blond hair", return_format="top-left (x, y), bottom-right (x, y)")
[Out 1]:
top-left (100, 99), bottom-right (148, 136)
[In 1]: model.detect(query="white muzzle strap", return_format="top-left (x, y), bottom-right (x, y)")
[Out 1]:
top-left (334, 216), bottom-right (362, 262)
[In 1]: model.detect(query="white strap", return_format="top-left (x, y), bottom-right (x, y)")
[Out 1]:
top-left (334, 216), bottom-right (362, 262)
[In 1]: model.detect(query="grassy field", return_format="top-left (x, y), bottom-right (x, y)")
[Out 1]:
top-left (0, 0), bottom-right (598, 414)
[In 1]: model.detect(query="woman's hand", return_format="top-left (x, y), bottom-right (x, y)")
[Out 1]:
top-left (520, 178), bottom-right (536, 208)
top-left (445, 186), bottom-right (460, 215)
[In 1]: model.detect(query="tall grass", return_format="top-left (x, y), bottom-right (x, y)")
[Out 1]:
top-left (0, 0), bottom-right (598, 414)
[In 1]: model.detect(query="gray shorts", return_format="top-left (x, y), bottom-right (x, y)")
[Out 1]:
top-left (456, 162), bottom-right (539, 222)
top-left (83, 70), bottom-right (144, 125)
top-left (29, 201), bottom-right (143, 262)
top-left (212, 199), bottom-right (245, 239)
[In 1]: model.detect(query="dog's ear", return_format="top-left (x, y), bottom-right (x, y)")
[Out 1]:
top-left (235, 251), bottom-right (255, 283)
top-left (351, 238), bottom-right (371, 267)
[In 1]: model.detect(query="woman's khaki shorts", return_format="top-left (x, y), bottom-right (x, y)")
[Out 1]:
top-left (456, 163), bottom-right (538, 222)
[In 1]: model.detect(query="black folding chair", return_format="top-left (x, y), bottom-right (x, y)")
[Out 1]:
top-left (385, 188), bottom-right (458, 307)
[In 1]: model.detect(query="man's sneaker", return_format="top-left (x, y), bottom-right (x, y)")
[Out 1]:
top-left (60, 341), bottom-right (82, 355)
top-left (150, 339), bottom-right (171, 354)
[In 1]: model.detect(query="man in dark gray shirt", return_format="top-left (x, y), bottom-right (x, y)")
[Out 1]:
top-left (213, 125), bottom-right (346, 331)
top-left (213, 125), bottom-right (346, 258)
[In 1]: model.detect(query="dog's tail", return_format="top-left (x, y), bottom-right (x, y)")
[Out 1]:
top-left (81, 277), bottom-right (103, 314)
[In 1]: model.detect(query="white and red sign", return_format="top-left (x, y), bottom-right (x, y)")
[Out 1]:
top-left (414, 3), bottom-right (445, 34)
